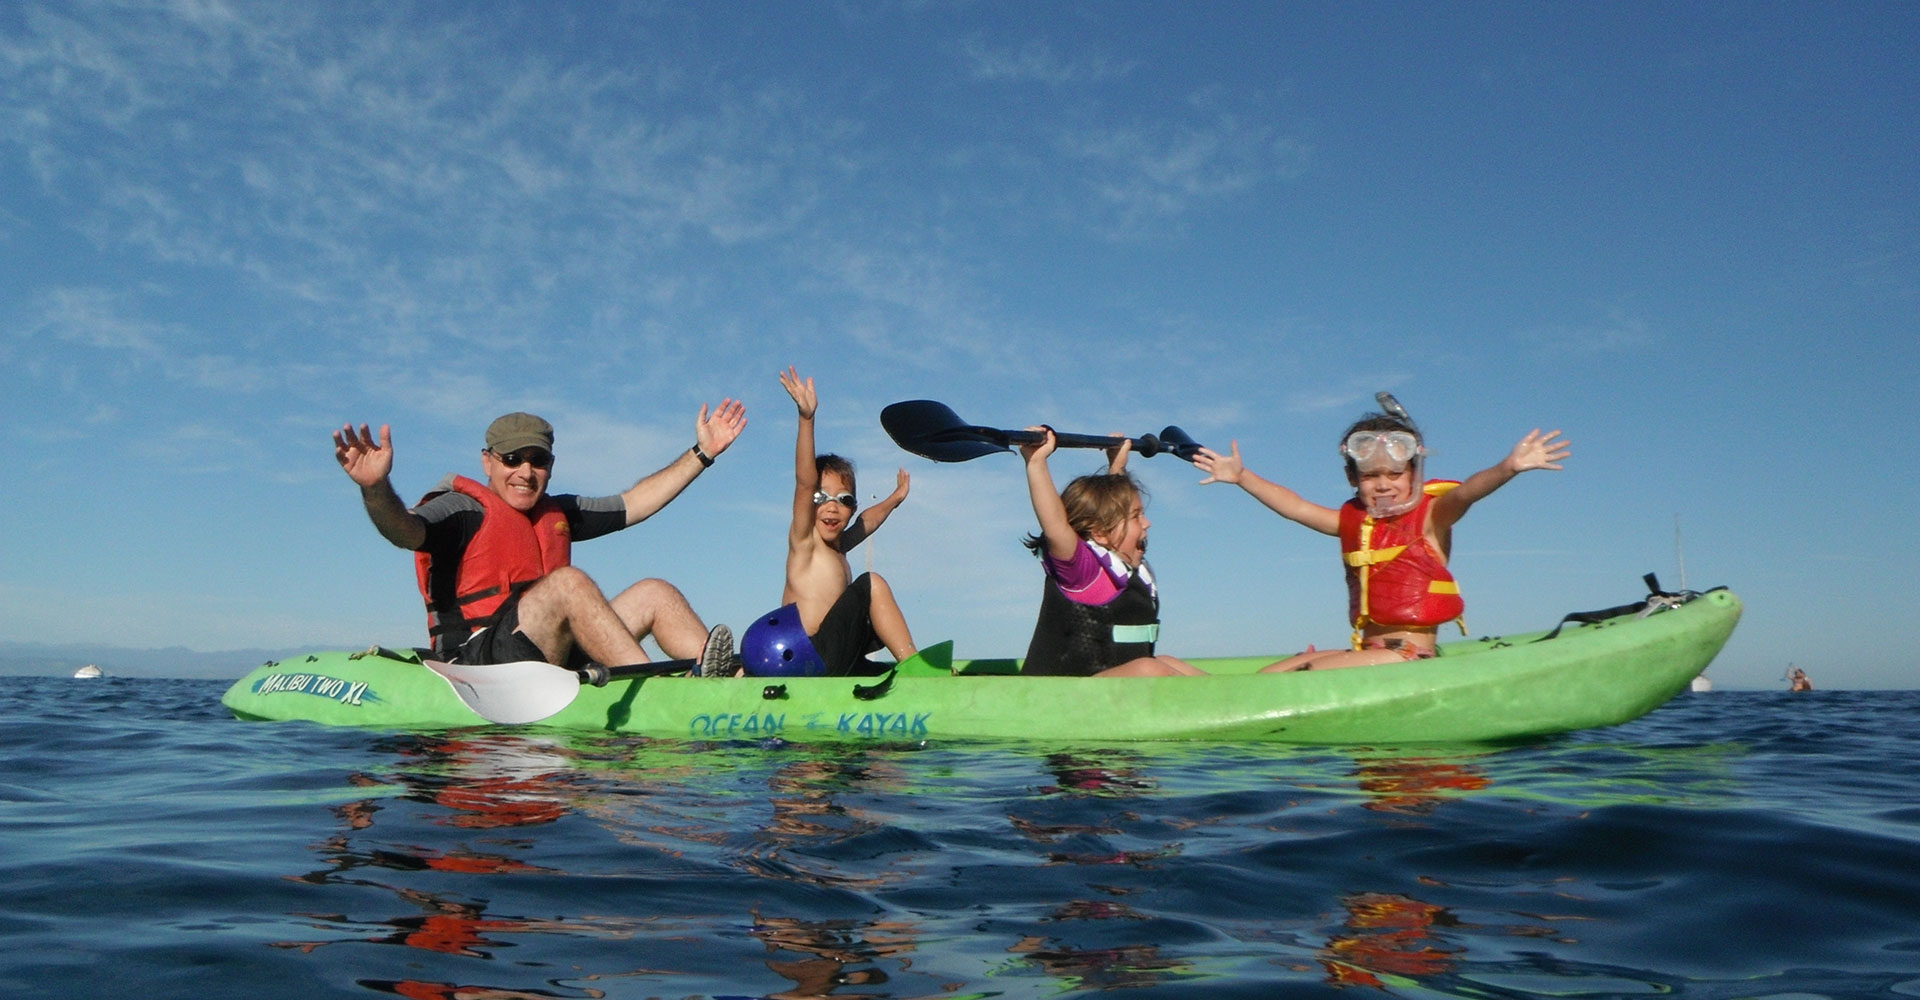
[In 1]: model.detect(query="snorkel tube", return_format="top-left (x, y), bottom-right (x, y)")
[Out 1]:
top-left (1375, 392), bottom-right (1416, 432)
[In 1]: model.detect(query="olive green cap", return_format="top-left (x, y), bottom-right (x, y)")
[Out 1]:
top-left (484, 412), bottom-right (553, 454)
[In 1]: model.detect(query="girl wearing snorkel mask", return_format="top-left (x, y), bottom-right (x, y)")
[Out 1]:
top-left (1193, 396), bottom-right (1569, 672)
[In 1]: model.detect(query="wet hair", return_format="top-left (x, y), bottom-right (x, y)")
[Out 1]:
top-left (816, 454), bottom-right (855, 494)
top-left (1340, 412), bottom-right (1423, 480)
top-left (1023, 472), bottom-right (1146, 554)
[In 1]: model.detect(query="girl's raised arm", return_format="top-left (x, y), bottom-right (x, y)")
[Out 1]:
top-left (1430, 428), bottom-right (1569, 531)
top-left (1021, 428), bottom-right (1082, 562)
top-left (1195, 442), bottom-right (1341, 536)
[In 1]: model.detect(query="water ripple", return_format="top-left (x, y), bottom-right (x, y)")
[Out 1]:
top-left (3, 680), bottom-right (1919, 997)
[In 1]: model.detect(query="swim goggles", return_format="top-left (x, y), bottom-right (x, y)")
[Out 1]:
top-left (490, 448), bottom-right (554, 470)
top-left (812, 490), bottom-right (857, 510)
top-left (1341, 430), bottom-right (1422, 473)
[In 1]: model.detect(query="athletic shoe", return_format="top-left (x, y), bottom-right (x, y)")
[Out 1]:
top-left (700, 624), bottom-right (736, 678)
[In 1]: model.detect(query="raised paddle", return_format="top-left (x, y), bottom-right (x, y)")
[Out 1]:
top-left (423, 657), bottom-right (696, 725)
top-left (881, 399), bottom-right (1206, 464)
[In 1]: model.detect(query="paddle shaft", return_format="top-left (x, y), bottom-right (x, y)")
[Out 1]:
top-left (981, 426), bottom-right (1139, 452)
top-left (952, 424), bottom-right (1201, 461)
top-left (578, 658), bottom-right (699, 686)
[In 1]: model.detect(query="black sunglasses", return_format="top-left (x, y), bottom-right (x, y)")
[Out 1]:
top-left (812, 489), bottom-right (856, 510)
top-left (493, 448), bottom-right (554, 470)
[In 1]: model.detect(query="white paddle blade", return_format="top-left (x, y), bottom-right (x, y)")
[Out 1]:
top-left (423, 658), bottom-right (582, 725)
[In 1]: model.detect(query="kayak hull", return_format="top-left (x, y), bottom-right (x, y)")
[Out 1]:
top-left (222, 589), bottom-right (1741, 745)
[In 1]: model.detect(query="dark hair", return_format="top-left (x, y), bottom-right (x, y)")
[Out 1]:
top-left (1340, 412), bottom-right (1423, 480)
top-left (816, 453), bottom-right (855, 494)
top-left (1023, 473), bottom-right (1146, 554)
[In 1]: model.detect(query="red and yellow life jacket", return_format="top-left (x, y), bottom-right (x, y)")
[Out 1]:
top-left (1340, 481), bottom-right (1464, 646)
top-left (414, 475), bottom-right (571, 653)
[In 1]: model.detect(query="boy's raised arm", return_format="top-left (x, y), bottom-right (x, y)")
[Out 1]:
top-left (840, 468), bottom-right (909, 552)
top-left (1430, 428), bottom-right (1570, 530)
top-left (780, 367), bottom-right (821, 545)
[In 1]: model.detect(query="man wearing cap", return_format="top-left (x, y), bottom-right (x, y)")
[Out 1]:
top-left (332, 400), bottom-right (747, 675)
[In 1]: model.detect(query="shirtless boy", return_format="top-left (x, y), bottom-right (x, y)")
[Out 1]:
top-left (775, 366), bottom-right (917, 675)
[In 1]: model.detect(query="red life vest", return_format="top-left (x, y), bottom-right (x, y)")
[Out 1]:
top-left (1339, 482), bottom-right (1464, 642)
top-left (414, 475), bottom-right (571, 652)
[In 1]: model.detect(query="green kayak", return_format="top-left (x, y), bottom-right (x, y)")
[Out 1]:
top-left (221, 588), bottom-right (1740, 744)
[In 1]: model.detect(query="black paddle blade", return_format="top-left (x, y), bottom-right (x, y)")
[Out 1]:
top-left (1156, 426), bottom-right (1205, 462)
top-left (881, 400), bottom-right (1013, 462)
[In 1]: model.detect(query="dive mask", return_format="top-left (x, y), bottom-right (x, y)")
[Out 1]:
top-left (1341, 430), bottom-right (1423, 474)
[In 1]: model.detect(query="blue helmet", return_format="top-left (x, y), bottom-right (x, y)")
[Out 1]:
top-left (741, 604), bottom-right (827, 677)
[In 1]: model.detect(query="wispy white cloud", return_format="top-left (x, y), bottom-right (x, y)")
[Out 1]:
top-left (29, 287), bottom-right (164, 354)
top-left (1838, 214), bottom-right (1919, 300)
top-left (796, 239), bottom-right (1012, 372)
top-left (948, 32), bottom-right (1310, 240)
top-left (1049, 96), bottom-right (1310, 238)
top-left (3, 1), bottom-right (864, 385)
top-left (1285, 378), bottom-right (1414, 416)
top-left (1519, 307), bottom-right (1656, 355)
top-left (959, 35), bottom-right (1136, 86)
top-left (4, 1), bottom-right (1314, 434)
top-left (9, 286), bottom-right (284, 396)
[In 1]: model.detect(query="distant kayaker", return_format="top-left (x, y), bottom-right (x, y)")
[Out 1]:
top-left (733, 366), bottom-right (918, 677)
top-left (1193, 395), bottom-right (1569, 672)
top-left (1789, 666), bottom-right (1813, 691)
top-left (332, 404), bottom-right (747, 675)
top-left (1018, 427), bottom-right (1208, 676)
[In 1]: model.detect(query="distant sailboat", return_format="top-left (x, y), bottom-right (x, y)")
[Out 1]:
top-left (73, 664), bottom-right (103, 679)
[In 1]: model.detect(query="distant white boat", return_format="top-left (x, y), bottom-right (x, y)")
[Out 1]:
top-left (73, 664), bottom-right (103, 679)
top-left (1690, 673), bottom-right (1712, 693)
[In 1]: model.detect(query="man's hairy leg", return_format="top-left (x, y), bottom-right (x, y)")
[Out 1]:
top-left (608, 578), bottom-right (708, 661)
top-left (513, 567), bottom-right (651, 666)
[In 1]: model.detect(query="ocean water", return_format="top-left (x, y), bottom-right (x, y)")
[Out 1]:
top-left (3, 679), bottom-right (1918, 999)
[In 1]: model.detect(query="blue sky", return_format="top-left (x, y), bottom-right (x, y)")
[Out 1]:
top-left (3, 1), bottom-right (1915, 689)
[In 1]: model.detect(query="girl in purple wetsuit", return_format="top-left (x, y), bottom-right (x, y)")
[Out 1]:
top-left (1019, 427), bottom-right (1207, 677)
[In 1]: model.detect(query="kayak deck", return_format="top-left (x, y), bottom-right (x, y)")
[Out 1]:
top-left (223, 589), bottom-right (1741, 744)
